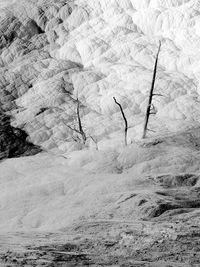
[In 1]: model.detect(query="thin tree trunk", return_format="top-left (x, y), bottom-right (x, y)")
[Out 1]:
top-left (113, 97), bottom-right (128, 146)
top-left (142, 41), bottom-right (161, 139)
top-left (76, 97), bottom-right (87, 144)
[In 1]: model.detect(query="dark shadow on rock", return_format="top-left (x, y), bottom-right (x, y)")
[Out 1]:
top-left (0, 111), bottom-right (42, 160)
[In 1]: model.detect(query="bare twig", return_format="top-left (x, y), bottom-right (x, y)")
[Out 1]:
top-left (67, 124), bottom-right (81, 135)
top-left (90, 136), bottom-right (98, 150)
top-left (152, 93), bottom-right (164, 97)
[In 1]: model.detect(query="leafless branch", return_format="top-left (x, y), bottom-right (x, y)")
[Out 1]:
top-left (90, 136), bottom-right (98, 150)
top-left (113, 97), bottom-right (128, 146)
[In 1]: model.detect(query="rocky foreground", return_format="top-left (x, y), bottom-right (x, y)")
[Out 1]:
top-left (0, 219), bottom-right (200, 267)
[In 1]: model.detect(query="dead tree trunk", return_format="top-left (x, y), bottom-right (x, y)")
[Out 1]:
top-left (142, 41), bottom-right (161, 139)
top-left (113, 97), bottom-right (128, 146)
top-left (76, 97), bottom-right (87, 144)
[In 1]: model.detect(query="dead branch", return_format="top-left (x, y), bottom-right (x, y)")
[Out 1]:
top-left (76, 97), bottom-right (87, 144)
top-left (113, 97), bottom-right (128, 146)
top-left (90, 136), bottom-right (98, 150)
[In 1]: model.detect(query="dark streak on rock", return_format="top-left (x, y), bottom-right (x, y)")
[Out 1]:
top-left (0, 111), bottom-right (41, 160)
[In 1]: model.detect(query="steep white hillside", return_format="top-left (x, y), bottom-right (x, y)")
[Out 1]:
top-left (0, 0), bottom-right (200, 152)
top-left (1, 3), bottom-right (200, 265)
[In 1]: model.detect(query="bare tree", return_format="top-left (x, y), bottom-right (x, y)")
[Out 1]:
top-left (66, 97), bottom-right (87, 144)
top-left (113, 97), bottom-right (128, 146)
top-left (142, 41), bottom-right (161, 139)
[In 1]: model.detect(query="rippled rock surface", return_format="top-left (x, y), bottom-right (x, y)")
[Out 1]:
top-left (1, 0), bottom-right (200, 153)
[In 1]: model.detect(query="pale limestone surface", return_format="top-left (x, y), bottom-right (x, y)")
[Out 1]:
top-left (1, 0), bottom-right (200, 153)
top-left (1, 129), bottom-right (200, 232)
top-left (1, 3), bottom-right (200, 265)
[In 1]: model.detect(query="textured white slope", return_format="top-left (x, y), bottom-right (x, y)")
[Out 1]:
top-left (1, 0), bottom-right (200, 233)
top-left (0, 0), bottom-right (200, 151)
top-left (1, 130), bottom-right (200, 232)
